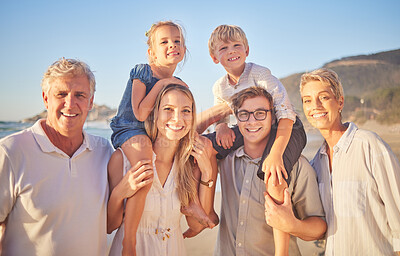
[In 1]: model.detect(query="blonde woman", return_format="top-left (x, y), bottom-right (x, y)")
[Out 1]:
top-left (300, 68), bottom-right (400, 256)
top-left (108, 84), bottom-right (218, 255)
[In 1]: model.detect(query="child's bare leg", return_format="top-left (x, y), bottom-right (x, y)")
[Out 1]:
top-left (121, 135), bottom-right (153, 256)
top-left (266, 176), bottom-right (289, 256)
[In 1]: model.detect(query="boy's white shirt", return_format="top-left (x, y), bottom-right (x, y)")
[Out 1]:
top-left (212, 62), bottom-right (296, 125)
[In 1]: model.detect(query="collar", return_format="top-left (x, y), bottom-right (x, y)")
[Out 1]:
top-left (31, 119), bottom-right (92, 157)
top-left (224, 62), bottom-right (252, 87)
top-left (318, 122), bottom-right (358, 156)
top-left (234, 145), bottom-right (262, 165)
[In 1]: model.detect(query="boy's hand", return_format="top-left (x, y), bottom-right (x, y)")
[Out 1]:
top-left (262, 152), bottom-right (288, 186)
top-left (215, 123), bottom-right (235, 149)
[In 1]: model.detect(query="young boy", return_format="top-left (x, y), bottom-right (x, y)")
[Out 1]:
top-left (198, 25), bottom-right (307, 256)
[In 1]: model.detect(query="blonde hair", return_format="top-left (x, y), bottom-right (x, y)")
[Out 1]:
top-left (300, 68), bottom-right (344, 100)
top-left (145, 84), bottom-right (197, 206)
top-left (145, 21), bottom-right (187, 65)
top-left (208, 24), bottom-right (249, 55)
top-left (41, 57), bottom-right (95, 96)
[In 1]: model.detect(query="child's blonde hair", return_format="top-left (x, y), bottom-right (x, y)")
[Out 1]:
top-left (208, 24), bottom-right (249, 56)
top-left (145, 84), bottom-right (197, 206)
top-left (145, 21), bottom-right (187, 65)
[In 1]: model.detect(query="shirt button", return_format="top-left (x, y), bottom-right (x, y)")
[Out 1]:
top-left (242, 200), bottom-right (246, 204)
top-left (238, 243), bottom-right (242, 247)
top-left (245, 180), bottom-right (249, 183)
top-left (240, 221), bottom-right (244, 225)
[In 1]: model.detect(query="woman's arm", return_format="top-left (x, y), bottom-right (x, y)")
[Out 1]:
top-left (132, 78), bottom-right (188, 121)
top-left (107, 151), bottom-right (153, 233)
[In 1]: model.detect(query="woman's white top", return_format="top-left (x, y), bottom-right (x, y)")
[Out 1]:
top-left (109, 149), bottom-right (186, 256)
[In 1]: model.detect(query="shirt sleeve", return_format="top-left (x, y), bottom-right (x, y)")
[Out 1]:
top-left (371, 136), bottom-right (400, 251)
top-left (130, 64), bottom-right (153, 85)
top-left (0, 145), bottom-right (15, 222)
top-left (291, 156), bottom-right (325, 220)
top-left (253, 66), bottom-right (296, 122)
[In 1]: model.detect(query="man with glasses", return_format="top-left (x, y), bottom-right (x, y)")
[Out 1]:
top-left (214, 87), bottom-right (327, 256)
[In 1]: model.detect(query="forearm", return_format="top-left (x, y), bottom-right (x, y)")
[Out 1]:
top-left (289, 217), bottom-right (327, 241)
top-left (134, 82), bottom-right (164, 121)
top-left (107, 186), bottom-right (125, 233)
top-left (197, 103), bottom-right (232, 134)
top-left (271, 119), bottom-right (293, 157)
top-left (198, 155), bottom-right (218, 215)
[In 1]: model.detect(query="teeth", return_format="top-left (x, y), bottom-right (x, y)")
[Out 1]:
top-left (312, 113), bottom-right (327, 118)
top-left (246, 127), bottom-right (261, 132)
top-left (62, 113), bottom-right (77, 117)
top-left (167, 124), bottom-right (183, 131)
top-left (229, 57), bottom-right (239, 61)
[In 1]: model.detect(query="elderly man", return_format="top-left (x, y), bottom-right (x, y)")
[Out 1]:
top-left (0, 58), bottom-right (114, 255)
top-left (215, 86), bottom-right (326, 256)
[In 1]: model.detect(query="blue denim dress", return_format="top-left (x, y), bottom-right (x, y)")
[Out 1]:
top-left (110, 64), bottom-right (159, 149)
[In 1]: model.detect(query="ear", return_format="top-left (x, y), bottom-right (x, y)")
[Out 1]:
top-left (245, 46), bottom-right (249, 57)
top-left (88, 95), bottom-right (94, 111)
top-left (210, 53), bottom-right (219, 64)
top-left (42, 91), bottom-right (49, 109)
top-left (148, 48), bottom-right (155, 60)
top-left (338, 96), bottom-right (344, 111)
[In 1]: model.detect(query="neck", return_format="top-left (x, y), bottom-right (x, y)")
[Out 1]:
top-left (41, 119), bottom-right (83, 157)
top-left (243, 135), bottom-right (269, 159)
top-left (153, 136), bottom-right (179, 163)
top-left (151, 63), bottom-right (176, 79)
top-left (226, 63), bottom-right (246, 85)
top-left (319, 122), bottom-right (348, 150)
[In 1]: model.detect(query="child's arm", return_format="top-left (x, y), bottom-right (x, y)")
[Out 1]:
top-left (196, 102), bottom-right (232, 134)
top-left (107, 152), bottom-right (153, 234)
top-left (263, 118), bottom-right (293, 185)
top-left (132, 77), bottom-right (188, 121)
top-left (215, 123), bottom-right (236, 149)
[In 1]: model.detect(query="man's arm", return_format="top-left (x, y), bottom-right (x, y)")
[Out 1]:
top-left (264, 189), bottom-right (327, 241)
top-left (0, 221), bottom-right (4, 254)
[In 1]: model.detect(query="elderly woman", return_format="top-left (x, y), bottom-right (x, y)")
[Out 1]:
top-left (300, 68), bottom-right (400, 256)
top-left (107, 84), bottom-right (218, 256)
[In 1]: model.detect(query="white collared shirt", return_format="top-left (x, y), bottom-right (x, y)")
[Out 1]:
top-left (0, 120), bottom-right (114, 256)
top-left (311, 122), bottom-right (400, 255)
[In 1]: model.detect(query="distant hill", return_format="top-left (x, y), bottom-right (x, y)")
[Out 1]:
top-left (281, 48), bottom-right (400, 124)
top-left (21, 104), bottom-right (116, 123)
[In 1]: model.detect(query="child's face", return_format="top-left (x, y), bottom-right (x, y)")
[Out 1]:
top-left (236, 96), bottom-right (272, 147)
top-left (149, 25), bottom-right (185, 67)
top-left (210, 40), bottom-right (248, 71)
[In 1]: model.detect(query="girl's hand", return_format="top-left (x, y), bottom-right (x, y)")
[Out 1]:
top-left (262, 152), bottom-right (288, 186)
top-left (116, 160), bottom-right (154, 199)
top-left (191, 135), bottom-right (213, 179)
top-left (215, 123), bottom-right (235, 149)
top-left (157, 77), bottom-right (188, 88)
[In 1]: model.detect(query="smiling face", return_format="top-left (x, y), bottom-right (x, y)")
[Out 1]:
top-left (237, 96), bottom-right (272, 148)
top-left (211, 40), bottom-right (248, 73)
top-left (301, 80), bottom-right (344, 131)
top-left (149, 25), bottom-right (185, 67)
top-left (156, 90), bottom-right (193, 141)
top-left (43, 75), bottom-right (93, 137)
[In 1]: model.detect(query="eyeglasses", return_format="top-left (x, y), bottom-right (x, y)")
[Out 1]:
top-left (235, 108), bottom-right (272, 122)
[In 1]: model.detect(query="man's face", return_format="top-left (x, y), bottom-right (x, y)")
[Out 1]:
top-left (236, 96), bottom-right (273, 147)
top-left (43, 75), bottom-right (93, 137)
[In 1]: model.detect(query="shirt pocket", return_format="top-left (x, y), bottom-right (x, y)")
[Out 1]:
top-left (335, 181), bottom-right (366, 217)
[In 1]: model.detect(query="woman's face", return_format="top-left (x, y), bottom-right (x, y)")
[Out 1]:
top-left (156, 90), bottom-right (193, 141)
top-left (301, 80), bottom-right (344, 131)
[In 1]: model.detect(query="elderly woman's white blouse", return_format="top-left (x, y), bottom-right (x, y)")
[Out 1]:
top-left (311, 122), bottom-right (400, 255)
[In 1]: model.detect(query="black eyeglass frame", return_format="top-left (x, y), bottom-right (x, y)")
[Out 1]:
top-left (235, 108), bottom-right (273, 122)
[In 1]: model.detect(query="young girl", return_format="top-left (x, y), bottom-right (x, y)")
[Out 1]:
top-left (108, 84), bottom-right (218, 255)
top-left (109, 21), bottom-right (216, 254)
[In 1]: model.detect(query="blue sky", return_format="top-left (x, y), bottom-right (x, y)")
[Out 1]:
top-left (0, 0), bottom-right (399, 121)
